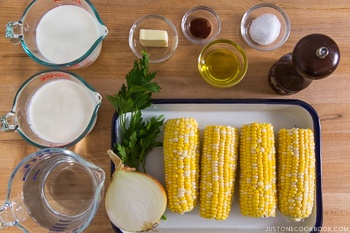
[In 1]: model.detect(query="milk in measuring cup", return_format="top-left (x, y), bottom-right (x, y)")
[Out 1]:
top-left (36, 5), bottom-right (99, 64)
top-left (28, 79), bottom-right (95, 144)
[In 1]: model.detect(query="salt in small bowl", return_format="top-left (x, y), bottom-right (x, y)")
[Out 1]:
top-left (240, 3), bottom-right (291, 51)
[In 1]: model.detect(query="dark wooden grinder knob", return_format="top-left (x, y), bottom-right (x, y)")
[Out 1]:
top-left (268, 34), bottom-right (340, 95)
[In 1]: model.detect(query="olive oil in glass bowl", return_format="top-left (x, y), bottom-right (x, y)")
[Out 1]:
top-left (198, 39), bottom-right (248, 88)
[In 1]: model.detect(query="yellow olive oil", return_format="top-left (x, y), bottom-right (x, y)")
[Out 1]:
top-left (201, 49), bottom-right (240, 84)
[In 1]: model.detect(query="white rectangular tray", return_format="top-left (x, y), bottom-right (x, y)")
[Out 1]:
top-left (111, 99), bottom-right (322, 233)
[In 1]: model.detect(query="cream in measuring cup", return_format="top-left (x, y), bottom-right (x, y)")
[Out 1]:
top-left (36, 5), bottom-right (100, 64)
top-left (0, 70), bottom-right (102, 148)
top-left (6, 0), bottom-right (108, 68)
top-left (28, 78), bottom-right (95, 144)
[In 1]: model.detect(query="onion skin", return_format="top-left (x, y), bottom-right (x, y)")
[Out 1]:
top-left (105, 150), bottom-right (167, 232)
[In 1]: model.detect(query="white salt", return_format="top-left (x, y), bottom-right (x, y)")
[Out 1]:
top-left (249, 13), bottom-right (281, 45)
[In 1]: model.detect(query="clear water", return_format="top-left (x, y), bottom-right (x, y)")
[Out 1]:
top-left (22, 155), bottom-right (96, 231)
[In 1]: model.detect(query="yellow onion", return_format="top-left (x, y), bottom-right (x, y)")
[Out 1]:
top-left (105, 150), bottom-right (167, 232)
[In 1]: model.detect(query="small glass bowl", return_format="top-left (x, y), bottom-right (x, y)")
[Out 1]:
top-left (181, 6), bottom-right (221, 45)
top-left (241, 3), bottom-right (291, 51)
top-left (198, 39), bottom-right (248, 88)
top-left (129, 14), bottom-right (178, 63)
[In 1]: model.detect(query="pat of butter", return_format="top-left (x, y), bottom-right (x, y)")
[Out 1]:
top-left (139, 29), bottom-right (169, 48)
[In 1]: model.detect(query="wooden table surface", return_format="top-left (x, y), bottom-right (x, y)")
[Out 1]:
top-left (0, 1), bottom-right (349, 232)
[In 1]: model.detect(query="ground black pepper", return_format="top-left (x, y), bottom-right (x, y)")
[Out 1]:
top-left (189, 18), bottom-right (212, 39)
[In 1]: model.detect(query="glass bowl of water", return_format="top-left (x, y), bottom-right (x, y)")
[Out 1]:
top-left (0, 148), bottom-right (105, 233)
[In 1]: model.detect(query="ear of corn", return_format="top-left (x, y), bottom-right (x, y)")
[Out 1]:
top-left (239, 122), bottom-right (277, 218)
top-left (199, 125), bottom-right (239, 220)
top-left (277, 128), bottom-right (315, 222)
top-left (163, 118), bottom-right (200, 214)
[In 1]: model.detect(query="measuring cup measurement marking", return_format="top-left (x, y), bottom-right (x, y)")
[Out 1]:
top-left (32, 169), bottom-right (41, 181)
top-left (51, 221), bottom-right (79, 233)
top-left (40, 73), bottom-right (71, 81)
top-left (22, 168), bottom-right (31, 182)
top-left (49, 143), bottom-right (62, 147)
top-left (57, 220), bottom-right (71, 224)
top-left (51, 222), bottom-right (72, 231)
top-left (22, 158), bottom-right (44, 181)
top-left (21, 152), bottom-right (64, 181)
top-left (53, 0), bottom-right (82, 4)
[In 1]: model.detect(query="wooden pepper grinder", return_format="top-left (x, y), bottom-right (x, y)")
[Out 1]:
top-left (268, 34), bottom-right (340, 95)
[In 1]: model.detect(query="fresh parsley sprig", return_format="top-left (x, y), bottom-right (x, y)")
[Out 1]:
top-left (107, 53), bottom-right (159, 115)
top-left (107, 53), bottom-right (164, 172)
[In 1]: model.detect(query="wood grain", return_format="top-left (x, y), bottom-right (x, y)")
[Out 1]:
top-left (0, 1), bottom-right (349, 232)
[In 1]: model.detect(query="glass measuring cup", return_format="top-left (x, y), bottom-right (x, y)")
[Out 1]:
top-left (0, 70), bottom-right (102, 148)
top-left (0, 148), bottom-right (105, 233)
top-left (6, 0), bottom-right (108, 69)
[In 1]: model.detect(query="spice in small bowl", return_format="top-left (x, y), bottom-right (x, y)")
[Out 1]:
top-left (189, 18), bottom-right (212, 39)
top-left (182, 6), bottom-right (221, 45)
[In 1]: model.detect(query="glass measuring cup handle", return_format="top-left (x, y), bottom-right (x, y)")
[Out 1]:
top-left (0, 199), bottom-right (28, 230)
top-left (1, 112), bottom-right (18, 132)
top-left (6, 21), bottom-right (23, 44)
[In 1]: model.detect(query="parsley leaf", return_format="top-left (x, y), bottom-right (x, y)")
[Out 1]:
top-left (107, 53), bottom-right (164, 172)
top-left (107, 53), bottom-right (160, 115)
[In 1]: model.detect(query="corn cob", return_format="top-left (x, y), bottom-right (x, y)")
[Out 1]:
top-left (163, 118), bottom-right (200, 214)
top-left (277, 128), bottom-right (315, 222)
top-left (199, 125), bottom-right (239, 220)
top-left (239, 122), bottom-right (277, 218)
